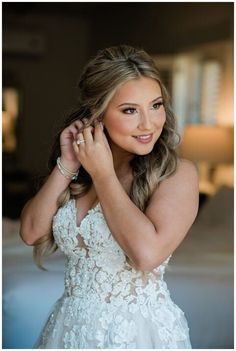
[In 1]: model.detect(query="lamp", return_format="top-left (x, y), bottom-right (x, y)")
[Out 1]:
top-left (179, 125), bottom-right (234, 195)
top-left (2, 87), bottom-right (19, 153)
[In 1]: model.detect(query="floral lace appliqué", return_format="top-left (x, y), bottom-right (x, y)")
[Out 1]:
top-left (35, 199), bottom-right (191, 349)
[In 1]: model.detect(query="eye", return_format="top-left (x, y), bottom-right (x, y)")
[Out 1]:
top-left (122, 107), bottom-right (137, 114)
top-left (152, 101), bottom-right (163, 110)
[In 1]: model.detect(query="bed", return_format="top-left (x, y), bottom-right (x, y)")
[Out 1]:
top-left (165, 185), bottom-right (234, 348)
top-left (2, 186), bottom-right (233, 349)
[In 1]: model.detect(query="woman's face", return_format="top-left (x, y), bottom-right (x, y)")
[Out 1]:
top-left (102, 76), bottom-right (166, 156)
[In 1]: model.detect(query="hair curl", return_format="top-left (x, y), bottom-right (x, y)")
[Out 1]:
top-left (33, 45), bottom-right (181, 269)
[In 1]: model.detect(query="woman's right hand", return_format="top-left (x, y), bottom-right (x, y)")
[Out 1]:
top-left (59, 120), bottom-right (84, 172)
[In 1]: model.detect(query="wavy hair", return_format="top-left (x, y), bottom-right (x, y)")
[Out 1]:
top-left (34, 45), bottom-right (181, 269)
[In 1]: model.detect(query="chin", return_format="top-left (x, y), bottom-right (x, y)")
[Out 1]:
top-left (131, 145), bottom-right (155, 156)
top-left (135, 149), bottom-right (153, 156)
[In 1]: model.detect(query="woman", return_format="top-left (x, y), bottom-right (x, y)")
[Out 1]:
top-left (20, 45), bottom-right (199, 349)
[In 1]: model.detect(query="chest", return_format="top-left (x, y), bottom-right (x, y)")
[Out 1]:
top-left (75, 176), bottom-right (133, 227)
top-left (53, 200), bottom-right (125, 259)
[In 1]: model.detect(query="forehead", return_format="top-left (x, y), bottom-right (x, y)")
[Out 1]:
top-left (111, 77), bottom-right (162, 104)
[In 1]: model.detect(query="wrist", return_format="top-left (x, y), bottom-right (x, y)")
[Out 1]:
top-left (92, 170), bottom-right (117, 186)
top-left (57, 157), bottom-right (80, 181)
top-left (59, 156), bottom-right (80, 173)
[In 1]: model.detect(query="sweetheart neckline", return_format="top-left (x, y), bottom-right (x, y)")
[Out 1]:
top-left (59, 199), bottom-right (172, 268)
top-left (71, 199), bottom-right (101, 229)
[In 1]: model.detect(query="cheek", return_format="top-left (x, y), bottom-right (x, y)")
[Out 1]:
top-left (157, 110), bottom-right (166, 127)
top-left (105, 116), bottom-right (135, 136)
top-left (162, 113), bottom-right (167, 125)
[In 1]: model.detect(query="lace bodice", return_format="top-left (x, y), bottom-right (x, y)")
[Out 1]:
top-left (53, 199), bottom-right (172, 303)
top-left (36, 200), bottom-right (190, 349)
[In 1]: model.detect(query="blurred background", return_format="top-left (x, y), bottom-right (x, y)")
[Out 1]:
top-left (2, 2), bottom-right (234, 349)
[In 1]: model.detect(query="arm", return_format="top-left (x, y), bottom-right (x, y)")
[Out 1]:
top-left (74, 122), bottom-right (199, 272)
top-left (93, 158), bottom-right (199, 271)
top-left (20, 120), bottom-right (85, 245)
top-left (20, 165), bottom-right (73, 245)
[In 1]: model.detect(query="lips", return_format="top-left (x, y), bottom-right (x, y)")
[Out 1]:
top-left (133, 133), bottom-right (153, 143)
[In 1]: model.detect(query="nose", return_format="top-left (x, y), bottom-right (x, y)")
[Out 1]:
top-left (138, 111), bottom-right (153, 131)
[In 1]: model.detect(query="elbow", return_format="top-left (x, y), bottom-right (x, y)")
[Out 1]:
top-left (20, 215), bottom-right (37, 246)
top-left (133, 255), bottom-right (159, 273)
top-left (135, 261), bottom-right (157, 273)
top-left (19, 203), bottom-right (35, 246)
top-left (20, 218), bottom-right (50, 247)
top-left (133, 250), bottom-right (167, 273)
top-left (20, 208), bottom-right (42, 246)
top-left (19, 226), bottom-right (36, 246)
top-left (22, 238), bottom-right (35, 246)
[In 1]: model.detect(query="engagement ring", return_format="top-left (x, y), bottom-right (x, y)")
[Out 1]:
top-left (76, 139), bottom-right (85, 145)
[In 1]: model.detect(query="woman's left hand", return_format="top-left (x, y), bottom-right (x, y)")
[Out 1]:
top-left (73, 119), bottom-right (115, 180)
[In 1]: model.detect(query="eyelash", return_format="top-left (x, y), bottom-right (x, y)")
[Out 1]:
top-left (122, 102), bottom-right (163, 114)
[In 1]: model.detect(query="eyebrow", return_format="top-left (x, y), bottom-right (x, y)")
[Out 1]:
top-left (117, 96), bottom-right (163, 108)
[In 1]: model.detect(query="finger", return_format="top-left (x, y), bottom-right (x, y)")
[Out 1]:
top-left (62, 123), bottom-right (78, 136)
top-left (94, 122), bottom-right (104, 142)
top-left (60, 125), bottom-right (78, 146)
top-left (73, 120), bottom-right (84, 133)
top-left (81, 118), bottom-right (94, 142)
top-left (72, 140), bottom-right (80, 154)
top-left (75, 131), bottom-right (86, 147)
top-left (102, 131), bottom-right (110, 149)
top-left (62, 129), bottom-right (75, 143)
top-left (83, 125), bottom-right (94, 144)
top-left (82, 118), bottom-right (91, 128)
top-left (63, 121), bottom-right (83, 141)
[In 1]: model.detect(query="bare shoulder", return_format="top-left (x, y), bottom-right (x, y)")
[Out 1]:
top-left (156, 157), bottom-right (199, 194)
top-left (172, 157), bottom-right (199, 185)
top-left (177, 157), bottom-right (199, 174)
top-left (146, 157), bottom-right (199, 225)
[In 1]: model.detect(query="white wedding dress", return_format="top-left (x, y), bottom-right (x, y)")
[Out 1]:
top-left (35, 199), bottom-right (192, 349)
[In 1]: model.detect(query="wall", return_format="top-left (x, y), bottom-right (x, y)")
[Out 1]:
top-left (3, 3), bottom-right (233, 177)
top-left (3, 13), bottom-right (90, 175)
top-left (87, 2), bottom-right (233, 55)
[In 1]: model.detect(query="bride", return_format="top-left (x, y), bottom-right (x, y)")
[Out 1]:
top-left (20, 45), bottom-right (199, 349)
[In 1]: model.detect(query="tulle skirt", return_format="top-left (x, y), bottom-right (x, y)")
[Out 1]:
top-left (35, 292), bottom-right (192, 349)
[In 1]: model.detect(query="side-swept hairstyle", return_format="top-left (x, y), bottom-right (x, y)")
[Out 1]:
top-left (34, 45), bottom-right (180, 268)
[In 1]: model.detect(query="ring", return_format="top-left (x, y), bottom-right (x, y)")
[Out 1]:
top-left (76, 139), bottom-right (85, 145)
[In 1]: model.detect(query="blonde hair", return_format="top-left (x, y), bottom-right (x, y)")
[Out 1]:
top-left (34, 45), bottom-right (180, 269)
